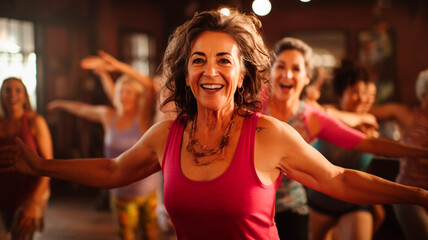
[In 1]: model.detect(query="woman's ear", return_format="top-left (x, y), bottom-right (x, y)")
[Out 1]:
top-left (238, 73), bottom-right (245, 88)
top-left (304, 76), bottom-right (311, 86)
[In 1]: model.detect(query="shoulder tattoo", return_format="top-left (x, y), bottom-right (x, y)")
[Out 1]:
top-left (256, 126), bottom-right (266, 133)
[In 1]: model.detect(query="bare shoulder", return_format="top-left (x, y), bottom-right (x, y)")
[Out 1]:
top-left (256, 114), bottom-right (299, 139)
top-left (149, 119), bottom-right (174, 134)
top-left (143, 119), bottom-right (174, 146)
top-left (257, 113), bottom-right (309, 152)
top-left (28, 112), bottom-right (48, 126)
top-left (254, 114), bottom-right (308, 175)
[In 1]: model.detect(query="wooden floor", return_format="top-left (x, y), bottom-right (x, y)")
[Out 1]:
top-left (34, 182), bottom-right (116, 240)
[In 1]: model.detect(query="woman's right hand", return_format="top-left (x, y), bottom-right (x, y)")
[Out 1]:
top-left (0, 137), bottom-right (43, 176)
top-left (46, 100), bottom-right (61, 112)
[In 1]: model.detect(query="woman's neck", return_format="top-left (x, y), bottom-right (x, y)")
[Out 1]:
top-left (195, 104), bottom-right (236, 134)
top-left (7, 108), bottom-right (25, 120)
top-left (268, 96), bottom-right (300, 122)
top-left (117, 107), bottom-right (137, 118)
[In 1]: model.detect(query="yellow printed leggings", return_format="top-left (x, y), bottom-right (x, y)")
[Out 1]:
top-left (110, 191), bottom-right (159, 240)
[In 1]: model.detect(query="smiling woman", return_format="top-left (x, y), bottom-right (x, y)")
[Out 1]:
top-left (264, 37), bottom-right (428, 240)
top-left (1, 8), bottom-right (428, 240)
top-left (0, 77), bottom-right (52, 240)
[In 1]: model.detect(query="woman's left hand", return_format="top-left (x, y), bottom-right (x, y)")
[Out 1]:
top-left (11, 201), bottom-right (44, 238)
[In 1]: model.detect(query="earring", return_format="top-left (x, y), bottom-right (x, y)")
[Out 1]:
top-left (185, 86), bottom-right (191, 102)
top-left (238, 87), bottom-right (244, 106)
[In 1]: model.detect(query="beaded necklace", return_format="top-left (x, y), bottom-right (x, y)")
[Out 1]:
top-left (186, 110), bottom-right (237, 166)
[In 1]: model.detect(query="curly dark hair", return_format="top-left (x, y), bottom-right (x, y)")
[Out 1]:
top-left (332, 59), bottom-right (371, 97)
top-left (158, 8), bottom-right (273, 119)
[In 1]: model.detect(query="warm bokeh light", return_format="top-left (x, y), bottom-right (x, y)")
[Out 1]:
top-left (300, 0), bottom-right (311, 2)
top-left (252, 0), bottom-right (272, 16)
top-left (219, 8), bottom-right (231, 16)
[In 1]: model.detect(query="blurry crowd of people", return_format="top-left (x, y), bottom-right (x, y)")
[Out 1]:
top-left (0, 7), bottom-right (427, 240)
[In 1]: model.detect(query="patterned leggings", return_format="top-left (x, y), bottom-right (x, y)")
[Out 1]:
top-left (110, 191), bottom-right (159, 240)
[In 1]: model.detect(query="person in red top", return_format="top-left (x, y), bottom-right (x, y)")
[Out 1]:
top-left (1, 9), bottom-right (428, 240)
top-left (0, 77), bottom-right (52, 240)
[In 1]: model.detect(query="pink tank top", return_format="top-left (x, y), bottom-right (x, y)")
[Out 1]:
top-left (0, 112), bottom-right (39, 211)
top-left (162, 113), bottom-right (281, 240)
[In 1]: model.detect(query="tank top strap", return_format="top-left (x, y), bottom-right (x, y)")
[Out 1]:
top-left (162, 117), bottom-right (187, 172)
top-left (235, 112), bottom-right (259, 160)
top-left (229, 112), bottom-right (262, 180)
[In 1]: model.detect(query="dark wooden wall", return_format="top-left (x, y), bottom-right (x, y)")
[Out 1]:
top-left (1, 0), bottom-right (427, 158)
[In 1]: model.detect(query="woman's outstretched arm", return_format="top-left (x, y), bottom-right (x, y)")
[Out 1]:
top-left (0, 120), bottom-right (171, 189)
top-left (257, 115), bottom-right (428, 207)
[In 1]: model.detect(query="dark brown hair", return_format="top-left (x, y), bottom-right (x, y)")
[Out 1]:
top-left (332, 59), bottom-right (371, 97)
top-left (158, 8), bottom-right (273, 118)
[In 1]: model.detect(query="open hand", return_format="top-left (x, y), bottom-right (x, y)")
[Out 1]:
top-left (0, 137), bottom-right (43, 176)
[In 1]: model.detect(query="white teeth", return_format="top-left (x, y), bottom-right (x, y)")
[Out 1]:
top-left (202, 84), bottom-right (222, 90)
top-left (280, 83), bottom-right (292, 88)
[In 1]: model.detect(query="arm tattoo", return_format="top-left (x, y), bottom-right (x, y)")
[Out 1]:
top-left (256, 126), bottom-right (266, 133)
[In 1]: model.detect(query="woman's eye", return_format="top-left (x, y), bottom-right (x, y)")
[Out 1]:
top-left (275, 64), bottom-right (285, 69)
top-left (293, 67), bottom-right (301, 72)
top-left (192, 58), bottom-right (204, 64)
top-left (219, 58), bottom-right (231, 64)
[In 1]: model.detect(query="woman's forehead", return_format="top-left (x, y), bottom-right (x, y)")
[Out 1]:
top-left (190, 31), bottom-right (240, 56)
top-left (3, 79), bottom-right (25, 89)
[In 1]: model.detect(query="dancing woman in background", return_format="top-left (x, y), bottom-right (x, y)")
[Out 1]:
top-left (265, 37), bottom-right (427, 240)
top-left (48, 52), bottom-right (160, 240)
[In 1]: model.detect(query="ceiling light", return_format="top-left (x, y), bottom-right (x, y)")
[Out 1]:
top-left (252, 0), bottom-right (272, 16)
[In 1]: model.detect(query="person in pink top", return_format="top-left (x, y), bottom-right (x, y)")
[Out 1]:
top-left (1, 9), bottom-right (428, 240)
top-left (266, 37), bottom-right (428, 240)
top-left (0, 78), bottom-right (52, 240)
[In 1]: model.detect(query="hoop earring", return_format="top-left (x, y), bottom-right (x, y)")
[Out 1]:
top-left (185, 86), bottom-right (191, 102)
top-left (238, 87), bottom-right (244, 106)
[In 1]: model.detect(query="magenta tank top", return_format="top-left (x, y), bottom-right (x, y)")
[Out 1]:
top-left (162, 113), bottom-right (281, 240)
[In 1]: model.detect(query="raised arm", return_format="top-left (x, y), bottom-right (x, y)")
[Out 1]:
top-left (97, 50), bottom-right (155, 90)
top-left (0, 120), bottom-right (171, 189)
top-left (93, 68), bottom-right (115, 103)
top-left (258, 116), bottom-right (427, 207)
top-left (47, 99), bottom-right (110, 125)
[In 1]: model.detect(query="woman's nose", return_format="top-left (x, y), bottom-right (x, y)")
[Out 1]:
top-left (282, 69), bottom-right (293, 79)
top-left (358, 92), bottom-right (369, 102)
top-left (204, 61), bottom-right (218, 77)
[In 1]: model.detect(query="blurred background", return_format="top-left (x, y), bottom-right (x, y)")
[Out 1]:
top-left (0, 0), bottom-right (427, 239)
